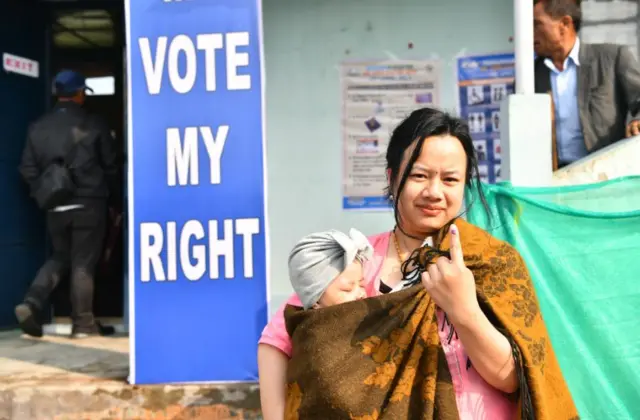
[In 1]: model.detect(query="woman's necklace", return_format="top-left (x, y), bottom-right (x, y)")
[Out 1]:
top-left (392, 228), bottom-right (408, 264)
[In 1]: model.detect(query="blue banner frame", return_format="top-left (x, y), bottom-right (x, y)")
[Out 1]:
top-left (125, 0), bottom-right (268, 384)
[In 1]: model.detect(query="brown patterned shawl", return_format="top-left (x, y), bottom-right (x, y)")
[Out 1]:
top-left (283, 219), bottom-right (578, 420)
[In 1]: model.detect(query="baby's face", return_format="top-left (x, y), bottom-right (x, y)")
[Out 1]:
top-left (316, 260), bottom-right (366, 308)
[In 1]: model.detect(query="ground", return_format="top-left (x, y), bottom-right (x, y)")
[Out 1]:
top-left (0, 331), bottom-right (262, 420)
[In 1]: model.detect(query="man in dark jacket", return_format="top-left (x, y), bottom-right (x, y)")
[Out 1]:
top-left (16, 70), bottom-right (120, 338)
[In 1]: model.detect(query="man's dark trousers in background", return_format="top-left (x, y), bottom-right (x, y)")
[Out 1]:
top-left (24, 198), bottom-right (107, 333)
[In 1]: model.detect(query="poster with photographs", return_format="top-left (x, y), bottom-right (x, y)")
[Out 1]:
top-left (341, 59), bottom-right (442, 210)
top-left (455, 52), bottom-right (514, 184)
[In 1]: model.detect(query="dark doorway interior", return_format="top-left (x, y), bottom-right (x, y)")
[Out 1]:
top-left (44, 3), bottom-right (126, 320)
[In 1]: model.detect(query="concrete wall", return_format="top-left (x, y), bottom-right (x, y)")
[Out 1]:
top-left (263, 0), bottom-right (514, 313)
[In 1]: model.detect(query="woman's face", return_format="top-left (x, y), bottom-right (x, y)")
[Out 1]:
top-left (393, 135), bottom-right (467, 236)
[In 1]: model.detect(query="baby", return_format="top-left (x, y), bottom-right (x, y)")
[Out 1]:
top-left (288, 228), bottom-right (373, 309)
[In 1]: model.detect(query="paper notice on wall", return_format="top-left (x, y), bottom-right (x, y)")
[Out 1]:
top-left (341, 60), bottom-right (441, 211)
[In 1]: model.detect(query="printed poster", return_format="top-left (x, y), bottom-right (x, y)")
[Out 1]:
top-left (455, 52), bottom-right (515, 184)
top-left (341, 60), bottom-right (441, 210)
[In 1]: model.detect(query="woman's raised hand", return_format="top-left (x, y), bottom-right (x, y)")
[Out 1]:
top-left (421, 224), bottom-right (480, 324)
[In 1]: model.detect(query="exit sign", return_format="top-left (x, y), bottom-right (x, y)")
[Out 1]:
top-left (3, 53), bottom-right (39, 78)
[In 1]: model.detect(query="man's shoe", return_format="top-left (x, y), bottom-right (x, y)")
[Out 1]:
top-left (71, 321), bottom-right (116, 339)
top-left (14, 303), bottom-right (43, 338)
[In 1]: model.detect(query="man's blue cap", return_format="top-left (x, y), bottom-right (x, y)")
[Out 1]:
top-left (52, 70), bottom-right (94, 96)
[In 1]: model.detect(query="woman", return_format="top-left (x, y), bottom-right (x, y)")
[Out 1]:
top-left (258, 108), bottom-right (575, 419)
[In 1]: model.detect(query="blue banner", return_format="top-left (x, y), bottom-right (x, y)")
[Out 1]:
top-left (456, 53), bottom-right (515, 185)
top-left (125, 0), bottom-right (268, 384)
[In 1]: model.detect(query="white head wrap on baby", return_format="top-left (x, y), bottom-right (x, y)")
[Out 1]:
top-left (288, 228), bottom-right (373, 309)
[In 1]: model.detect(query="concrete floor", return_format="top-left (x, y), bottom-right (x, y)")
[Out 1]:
top-left (0, 330), bottom-right (261, 420)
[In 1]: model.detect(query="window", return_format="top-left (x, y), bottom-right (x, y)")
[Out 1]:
top-left (86, 76), bottom-right (115, 96)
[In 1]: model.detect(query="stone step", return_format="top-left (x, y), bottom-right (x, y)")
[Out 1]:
top-left (0, 331), bottom-right (261, 419)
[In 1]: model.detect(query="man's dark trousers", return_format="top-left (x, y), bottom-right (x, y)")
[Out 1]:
top-left (24, 198), bottom-right (107, 333)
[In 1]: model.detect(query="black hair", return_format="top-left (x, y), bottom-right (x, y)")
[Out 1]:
top-left (535, 0), bottom-right (582, 32)
top-left (385, 107), bottom-right (491, 240)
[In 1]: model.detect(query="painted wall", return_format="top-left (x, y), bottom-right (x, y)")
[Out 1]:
top-left (262, 0), bottom-right (515, 312)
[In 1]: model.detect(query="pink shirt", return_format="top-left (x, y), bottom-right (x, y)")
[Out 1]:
top-left (259, 232), bottom-right (516, 420)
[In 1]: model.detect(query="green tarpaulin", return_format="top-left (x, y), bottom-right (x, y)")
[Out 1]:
top-left (466, 176), bottom-right (640, 420)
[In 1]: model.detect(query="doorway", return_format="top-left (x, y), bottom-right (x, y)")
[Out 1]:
top-left (43, 3), bottom-right (127, 325)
